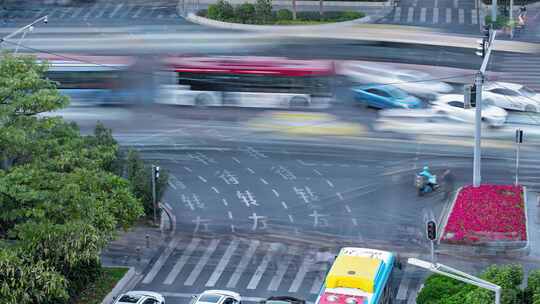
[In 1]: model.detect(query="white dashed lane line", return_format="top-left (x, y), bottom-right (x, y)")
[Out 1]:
top-left (212, 186), bottom-right (220, 194)
top-left (326, 179), bottom-right (334, 188)
top-left (247, 168), bottom-right (255, 174)
top-left (184, 166), bottom-right (193, 173)
top-left (288, 214), bottom-right (294, 223)
top-left (337, 192), bottom-right (344, 200)
top-left (272, 189), bottom-right (280, 197)
top-left (222, 198), bottom-right (229, 206)
top-left (345, 205), bottom-right (352, 213)
top-left (352, 218), bottom-right (358, 226)
top-left (232, 157), bottom-right (241, 164)
top-left (168, 180), bottom-right (177, 190)
top-left (313, 169), bottom-right (323, 176)
top-left (198, 176), bottom-right (207, 183)
top-left (260, 178), bottom-right (269, 185)
top-left (281, 201), bottom-right (288, 209)
top-left (228, 211), bottom-right (233, 219)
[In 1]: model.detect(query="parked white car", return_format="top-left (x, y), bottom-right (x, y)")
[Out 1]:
top-left (483, 82), bottom-right (540, 112)
top-left (340, 63), bottom-right (453, 99)
top-left (191, 290), bottom-right (242, 304)
top-left (112, 291), bottom-right (165, 304)
top-left (431, 94), bottom-right (507, 126)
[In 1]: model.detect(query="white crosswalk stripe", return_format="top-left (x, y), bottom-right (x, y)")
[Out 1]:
top-left (407, 7), bottom-right (414, 23)
top-left (95, 4), bottom-right (109, 19)
top-left (247, 243), bottom-right (280, 289)
top-left (433, 7), bottom-right (439, 23)
top-left (205, 238), bottom-right (240, 287)
top-left (184, 239), bottom-right (220, 286)
top-left (394, 7), bottom-right (402, 22)
top-left (226, 240), bottom-right (260, 288)
top-left (268, 245), bottom-right (300, 291)
top-left (396, 264), bottom-right (412, 300)
top-left (458, 8), bottom-right (464, 24)
top-left (445, 7), bottom-right (452, 23)
top-left (110, 3), bottom-right (125, 18)
top-left (142, 236), bottom-right (182, 284)
top-left (289, 249), bottom-right (315, 292)
top-left (164, 238), bottom-right (201, 285)
top-left (420, 7), bottom-right (426, 23)
top-left (310, 262), bottom-right (330, 294)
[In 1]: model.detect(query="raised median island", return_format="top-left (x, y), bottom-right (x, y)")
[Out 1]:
top-left (440, 184), bottom-right (528, 255)
top-left (195, 0), bottom-right (366, 26)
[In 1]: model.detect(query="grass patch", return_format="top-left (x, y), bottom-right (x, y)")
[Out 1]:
top-left (72, 267), bottom-right (129, 304)
top-left (274, 19), bottom-right (332, 24)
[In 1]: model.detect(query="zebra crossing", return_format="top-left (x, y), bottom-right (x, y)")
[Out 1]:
top-left (493, 52), bottom-right (540, 91)
top-left (136, 236), bottom-right (420, 303)
top-left (384, 6), bottom-right (481, 26)
top-left (0, 3), bottom-right (180, 22)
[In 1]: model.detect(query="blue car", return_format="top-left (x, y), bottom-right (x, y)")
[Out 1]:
top-left (351, 84), bottom-right (422, 109)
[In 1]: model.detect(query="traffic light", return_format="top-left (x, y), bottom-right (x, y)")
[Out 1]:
top-left (153, 165), bottom-right (160, 180)
top-left (470, 84), bottom-right (477, 107)
top-left (427, 220), bottom-right (437, 241)
top-left (475, 38), bottom-right (486, 58)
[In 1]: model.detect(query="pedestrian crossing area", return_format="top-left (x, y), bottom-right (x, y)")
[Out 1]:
top-left (383, 6), bottom-right (481, 26)
top-left (137, 236), bottom-right (421, 303)
top-left (0, 3), bottom-right (179, 21)
top-left (493, 52), bottom-right (540, 91)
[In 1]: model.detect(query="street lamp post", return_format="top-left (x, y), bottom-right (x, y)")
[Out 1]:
top-left (0, 15), bottom-right (48, 53)
top-left (408, 258), bottom-right (502, 304)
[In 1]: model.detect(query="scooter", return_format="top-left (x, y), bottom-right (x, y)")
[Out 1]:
top-left (415, 174), bottom-right (439, 196)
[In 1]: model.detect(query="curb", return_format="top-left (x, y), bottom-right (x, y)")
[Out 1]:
top-left (186, 12), bottom-right (373, 31)
top-left (101, 267), bottom-right (141, 304)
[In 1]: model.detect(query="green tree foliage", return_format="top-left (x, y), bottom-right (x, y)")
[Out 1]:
top-left (0, 53), bottom-right (144, 302)
top-left (236, 3), bottom-right (256, 23)
top-left (417, 264), bottom-right (525, 304)
top-left (255, 0), bottom-right (273, 23)
top-left (276, 9), bottom-right (293, 20)
top-left (526, 270), bottom-right (540, 304)
top-left (125, 149), bottom-right (169, 217)
top-left (207, 0), bottom-right (235, 21)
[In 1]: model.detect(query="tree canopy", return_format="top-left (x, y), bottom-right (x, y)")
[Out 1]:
top-left (0, 53), bottom-right (143, 303)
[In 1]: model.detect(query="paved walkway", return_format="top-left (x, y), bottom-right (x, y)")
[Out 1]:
top-left (527, 191), bottom-right (540, 258)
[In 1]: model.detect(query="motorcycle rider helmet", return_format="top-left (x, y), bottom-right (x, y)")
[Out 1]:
top-left (423, 166), bottom-right (429, 171)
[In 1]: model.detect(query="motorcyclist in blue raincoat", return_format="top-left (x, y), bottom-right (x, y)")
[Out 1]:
top-left (419, 166), bottom-right (437, 187)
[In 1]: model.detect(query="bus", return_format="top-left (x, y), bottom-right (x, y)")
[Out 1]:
top-left (315, 247), bottom-right (396, 304)
top-left (157, 56), bottom-right (336, 108)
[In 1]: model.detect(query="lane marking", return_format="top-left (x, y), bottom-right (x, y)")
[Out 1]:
top-left (184, 166), bottom-right (192, 172)
top-left (168, 180), bottom-right (177, 190)
top-left (282, 201), bottom-right (289, 209)
top-left (247, 168), bottom-right (255, 174)
top-left (345, 205), bottom-right (352, 213)
top-left (310, 262), bottom-right (330, 294)
top-left (109, 3), bottom-right (124, 18)
top-left (272, 189), bottom-right (280, 197)
top-left (163, 238), bottom-right (201, 285)
top-left (212, 186), bottom-right (220, 193)
top-left (471, 9), bottom-right (478, 24)
top-left (445, 8), bottom-right (452, 23)
top-left (289, 249), bottom-right (314, 292)
top-left (95, 4), bottom-right (108, 18)
top-left (232, 157), bottom-right (241, 164)
top-left (407, 7), bottom-right (414, 23)
top-left (396, 273), bottom-right (411, 300)
top-left (227, 240), bottom-right (260, 288)
top-left (184, 239), bottom-right (219, 286)
top-left (288, 214), bottom-right (294, 223)
top-left (205, 239), bottom-right (240, 287)
top-left (326, 179), bottom-right (334, 188)
top-left (393, 7), bottom-right (401, 22)
top-left (222, 198), bottom-right (229, 206)
top-left (433, 7), bottom-right (439, 23)
top-left (142, 236), bottom-right (182, 284)
top-left (160, 292), bottom-right (267, 303)
top-left (198, 176), bottom-right (207, 183)
top-left (352, 218), bottom-right (358, 226)
top-left (228, 211), bottom-right (233, 219)
top-left (260, 178), bottom-right (269, 185)
top-left (247, 243), bottom-right (280, 289)
top-left (337, 192), bottom-right (344, 200)
top-left (268, 246), bottom-right (299, 291)
top-left (132, 6), bottom-right (144, 18)
top-left (458, 8), bottom-right (464, 24)
top-left (313, 169), bottom-right (323, 176)
top-left (420, 7), bottom-right (426, 22)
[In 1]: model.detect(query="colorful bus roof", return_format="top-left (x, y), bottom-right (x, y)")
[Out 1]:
top-left (317, 248), bottom-right (395, 304)
top-left (163, 56), bottom-right (335, 77)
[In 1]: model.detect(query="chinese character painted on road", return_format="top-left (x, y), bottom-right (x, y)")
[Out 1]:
top-left (249, 212), bottom-right (268, 231)
top-left (192, 216), bottom-right (211, 233)
top-left (309, 210), bottom-right (329, 228)
top-left (237, 190), bottom-right (259, 207)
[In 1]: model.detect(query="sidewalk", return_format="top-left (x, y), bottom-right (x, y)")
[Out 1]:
top-left (526, 190), bottom-right (540, 258)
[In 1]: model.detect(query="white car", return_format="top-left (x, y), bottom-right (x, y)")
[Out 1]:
top-left (340, 63), bottom-right (453, 99)
top-left (113, 291), bottom-right (165, 304)
top-left (431, 94), bottom-right (507, 127)
top-left (191, 290), bottom-right (242, 304)
top-left (483, 82), bottom-right (540, 112)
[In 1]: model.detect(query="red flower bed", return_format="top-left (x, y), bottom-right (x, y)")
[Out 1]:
top-left (441, 184), bottom-right (526, 245)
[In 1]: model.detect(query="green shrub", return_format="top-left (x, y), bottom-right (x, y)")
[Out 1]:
top-left (197, 9), bottom-right (208, 17)
top-left (417, 274), bottom-right (469, 304)
top-left (255, 0), bottom-right (273, 23)
top-left (236, 3), bottom-right (256, 23)
top-left (526, 270), bottom-right (540, 304)
top-left (337, 10), bottom-right (364, 21)
top-left (207, 0), bottom-right (234, 21)
top-left (276, 8), bottom-right (293, 21)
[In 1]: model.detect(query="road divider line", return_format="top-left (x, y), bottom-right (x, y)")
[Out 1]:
top-left (272, 189), bottom-right (280, 197)
top-left (232, 157), bottom-right (241, 164)
top-left (313, 169), bottom-right (323, 176)
top-left (198, 176), bottom-right (207, 183)
top-left (288, 214), bottom-right (294, 223)
top-left (247, 243), bottom-right (280, 290)
top-left (212, 186), bottom-right (220, 193)
top-left (184, 239), bottom-right (219, 286)
top-left (260, 178), bottom-right (269, 185)
top-left (163, 238), bottom-right (201, 285)
top-left (268, 246), bottom-right (299, 291)
top-left (142, 236), bottom-right (182, 284)
top-left (337, 192), bottom-right (344, 200)
top-left (247, 168), bottom-right (255, 174)
top-left (289, 248), bottom-right (314, 292)
top-left (345, 205), bottom-right (352, 213)
top-left (184, 166), bottom-right (192, 172)
top-left (228, 211), bottom-right (233, 219)
top-left (168, 180), bottom-right (177, 190)
top-left (326, 179), bottom-right (335, 188)
top-left (222, 198), bottom-right (229, 206)
top-left (282, 201), bottom-right (289, 209)
top-left (205, 239), bottom-right (240, 287)
top-left (227, 240), bottom-right (260, 288)
top-left (352, 218), bottom-right (358, 226)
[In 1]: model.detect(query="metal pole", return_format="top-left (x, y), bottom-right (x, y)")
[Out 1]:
top-left (495, 287), bottom-right (501, 304)
top-left (492, 0), bottom-right (497, 22)
top-left (510, 0), bottom-right (514, 38)
top-left (477, 0), bottom-right (481, 32)
top-left (473, 72), bottom-right (483, 187)
top-left (14, 28), bottom-right (29, 55)
top-left (430, 241), bottom-right (435, 263)
top-left (515, 141), bottom-right (520, 185)
top-left (151, 165), bottom-right (157, 225)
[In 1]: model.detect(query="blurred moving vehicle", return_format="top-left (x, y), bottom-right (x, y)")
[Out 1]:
top-left (112, 291), bottom-right (165, 304)
top-left (431, 94), bottom-right (507, 127)
top-left (483, 82), bottom-right (540, 112)
top-left (259, 296), bottom-right (305, 304)
top-left (341, 63), bottom-right (453, 99)
top-left (157, 56), bottom-right (335, 109)
top-left (190, 290), bottom-right (242, 304)
top-left (351, 84), bottom-right (422, 109)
